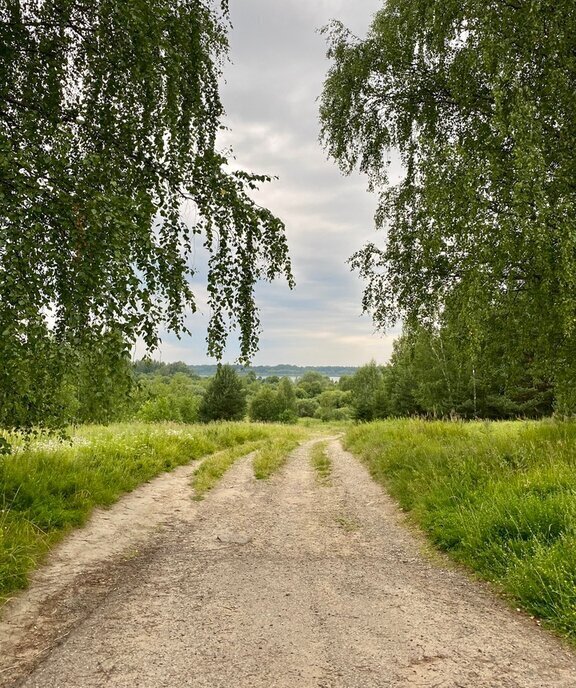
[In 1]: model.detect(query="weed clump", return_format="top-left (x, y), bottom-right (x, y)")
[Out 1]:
top-left (311, 441), bottom-right (332, 484)
top-left (252, 428), bottom-right (304, 479)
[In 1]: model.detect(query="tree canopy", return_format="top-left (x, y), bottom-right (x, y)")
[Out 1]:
top-left (320, 0), bottom-right (576, 408)
top-left (0, 0), bottom-right (292, 430)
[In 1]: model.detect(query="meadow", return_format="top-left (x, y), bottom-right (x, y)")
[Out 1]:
top-left (345, 419), bottom-right (576, 640)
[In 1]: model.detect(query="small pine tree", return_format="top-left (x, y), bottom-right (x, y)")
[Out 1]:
top-left (199, 365), bottom-right (247, 422)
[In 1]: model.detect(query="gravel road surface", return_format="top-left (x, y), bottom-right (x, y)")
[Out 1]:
top-left (1, 438), bottom-right (575, 687)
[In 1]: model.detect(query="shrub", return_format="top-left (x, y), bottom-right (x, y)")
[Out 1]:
top-left (297, 398), bottom-right (319, 417)
top-left (249, 387), bottom-right (281, 422)
top-left (249, 377), bottom-right (297, 423)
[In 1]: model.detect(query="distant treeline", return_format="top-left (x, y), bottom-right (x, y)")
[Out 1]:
top-left (131, 364), bottom-right (353, 424)
top-left (0, 338), bottom-right (563, 439)
top-left (132, 360), bottom-right (358, 379)
top-left (132, 341), bottom-right (561, 425)
top-left (21, 346), bottom-right (559, 431)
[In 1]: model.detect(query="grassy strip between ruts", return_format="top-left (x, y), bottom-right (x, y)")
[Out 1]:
top-left (253, 427), bottom-right (306, 480)
top-left (192, 441), bottom-right (263, 499)
top-left (0, 422), bottom-right (283, 603)
top-left (310, 441), bottom-right (331, 485)
top-left (345, 419), bottom-right (576, 642)
top-left (193, 425), bottom-right (309, 496)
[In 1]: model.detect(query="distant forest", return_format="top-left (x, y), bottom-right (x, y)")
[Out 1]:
top-left (133, 361), bottom-right (358, 379)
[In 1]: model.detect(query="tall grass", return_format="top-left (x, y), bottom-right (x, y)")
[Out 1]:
top-left (193, 425), bottom-right (309, 496)
top-left (0, 422), bottom-right (275, 602)
top-left (192, 441), bottom-right (262, 499)
top-left (345, 419), bottom-right (576, 640)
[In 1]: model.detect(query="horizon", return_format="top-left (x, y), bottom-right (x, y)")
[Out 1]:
top-left (133, 360), bottom-right (366, 370)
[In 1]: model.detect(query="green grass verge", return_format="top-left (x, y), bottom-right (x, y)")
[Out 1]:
top-left (252, 427), bottom-right (306, 480)
top-left (192, 440), bottom-right (263, 499)
top-left (345, 419), bottom-right (576, 641)
top-left (195, 425), bottom-right (312, 493)
top-left (311, 441), bottom-right (331, 484)
top-left (0, 422), bottom-right (275, 603)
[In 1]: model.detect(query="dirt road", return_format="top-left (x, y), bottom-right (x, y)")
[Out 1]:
top-left (1, 438), bottom-right (575, 687)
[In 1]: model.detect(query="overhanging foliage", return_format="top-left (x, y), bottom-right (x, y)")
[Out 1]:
top-left (0, 0), bottom-right (293, 430)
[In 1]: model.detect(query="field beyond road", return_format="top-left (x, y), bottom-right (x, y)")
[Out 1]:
top-left (1, 430), bottom-right (575, 687)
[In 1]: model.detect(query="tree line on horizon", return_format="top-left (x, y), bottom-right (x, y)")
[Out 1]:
top-left (5, 360), bottom-right (351, 427)
top-left (132, 360), bottom-right (359, 379)
top-left (40, 352), bottom-right (553, 428)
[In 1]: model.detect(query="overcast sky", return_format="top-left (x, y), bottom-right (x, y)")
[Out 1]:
top-left (153, 0), bottom-right (402, 367)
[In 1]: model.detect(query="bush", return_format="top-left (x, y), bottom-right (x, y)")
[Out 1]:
top-left (297, 398), bottom-right (319, 417)
top-left (296, 371), bottom-right (332, 397)
top-left (315, 406), bottom-right (352, 422)
top-left (249, 377), bottom-right (297, 423)
top-left (249, 387), bottom-right (281, 422)
top-left (137, 395), bottom-right (200, 423)
top-left (134, 373), bottom-right (203, 423)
